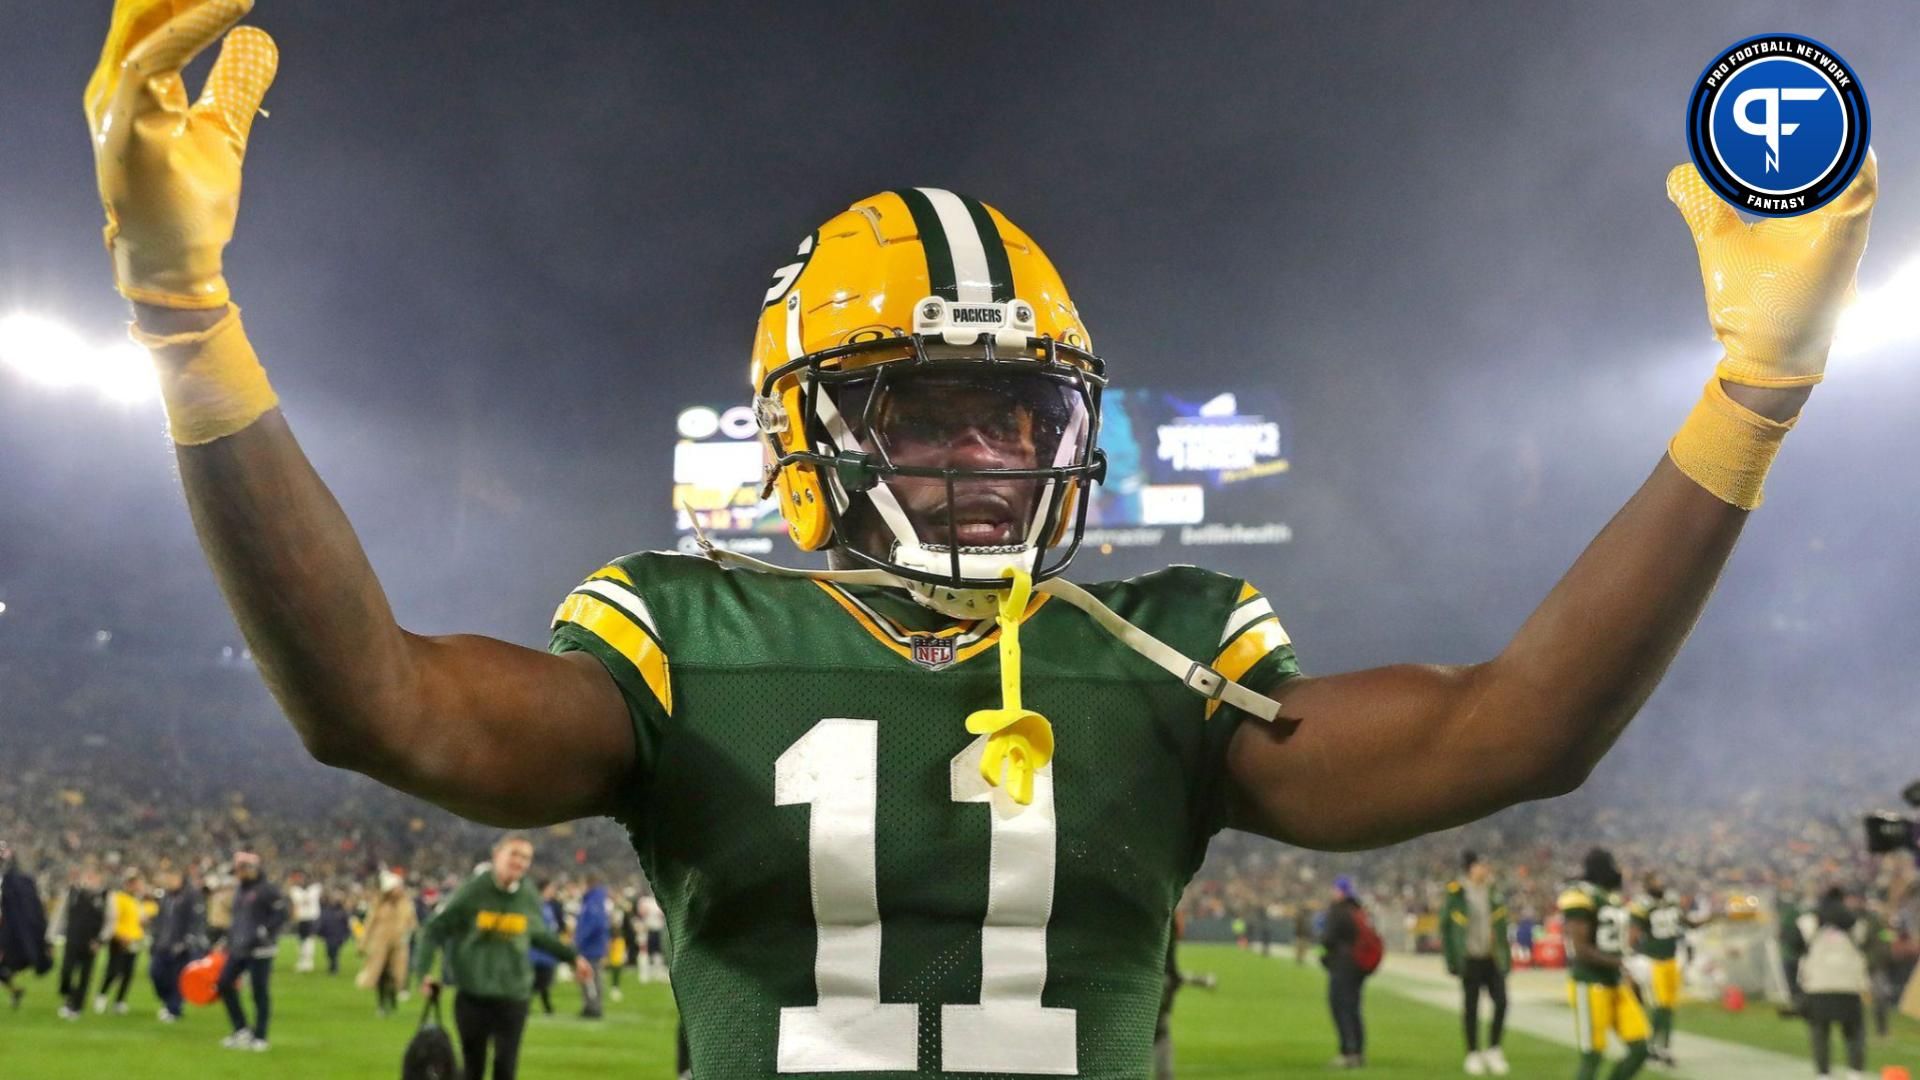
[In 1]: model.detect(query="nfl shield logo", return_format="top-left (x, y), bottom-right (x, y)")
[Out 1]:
top-left (909, 635), bottom-right (956, 672)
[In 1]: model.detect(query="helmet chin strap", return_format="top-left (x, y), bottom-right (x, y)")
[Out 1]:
top-left (686, 516), bottom-right (1286, 726)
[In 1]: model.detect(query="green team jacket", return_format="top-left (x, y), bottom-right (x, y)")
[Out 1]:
top-left (547, 552), bottom-right (1302, 1079)
top-left (412, 872), bottom-right (575, 1001)
top-left (1441, 879), bottom-right (1510, 974)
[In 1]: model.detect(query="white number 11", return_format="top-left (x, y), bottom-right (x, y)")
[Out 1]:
top-left (774, 718), bottom-right (1077, 1074)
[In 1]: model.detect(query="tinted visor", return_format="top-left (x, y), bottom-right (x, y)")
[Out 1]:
top-left (830, 365), bottom-right (1093, 549)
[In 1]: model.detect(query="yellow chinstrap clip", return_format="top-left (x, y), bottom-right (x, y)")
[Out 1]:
top-left (964, 567), bottom-right (1055, 806)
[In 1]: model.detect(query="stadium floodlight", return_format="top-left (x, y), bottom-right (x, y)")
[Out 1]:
top-left (1833, 255), bottom-right (1920, 360)
top-left (0, 312), bottom-right (157, 404)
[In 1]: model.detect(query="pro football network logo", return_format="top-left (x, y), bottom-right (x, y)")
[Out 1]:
top-left (909, 635), bottom-right (956, 672)
top-left (1686, 34), bottom-right (1869, 217)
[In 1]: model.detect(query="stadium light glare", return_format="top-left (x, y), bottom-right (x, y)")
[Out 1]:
top-left (0, 312), bottom-right (157, 404)
top-left (1833, 255), bottom-right (1920, 360)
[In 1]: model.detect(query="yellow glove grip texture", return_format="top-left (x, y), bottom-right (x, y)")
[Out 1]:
top-left (1667, 378), bottom-right (1794, 511)
top-left (130, 306), bottom-right (278, 445)
top-left (1666, 152), bottom-right (1877, 388)
top-left (87, 0), bottom-right (279, 309)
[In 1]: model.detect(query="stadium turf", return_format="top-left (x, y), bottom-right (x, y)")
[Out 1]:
top-left (1673, 997), bottom-right (1920, 1070)
top-left (4, 941), bottom-right (1912, 1076)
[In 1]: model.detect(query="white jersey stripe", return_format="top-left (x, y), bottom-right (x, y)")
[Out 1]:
top-left (577, 579), bottom-right (659, 637)
top-left (1220, 597), bottom-right (1275, 646)
top-left (918, 188), bottom-right (993, 303)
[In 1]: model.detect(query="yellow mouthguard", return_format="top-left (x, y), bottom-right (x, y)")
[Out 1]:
top-left (964, 567), bottom-right (1055, 806)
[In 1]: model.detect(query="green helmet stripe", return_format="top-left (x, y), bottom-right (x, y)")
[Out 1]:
top-left (893, 188), bottom-right (958, 301)
top-left (958, 194), bottom-right (1015, 302)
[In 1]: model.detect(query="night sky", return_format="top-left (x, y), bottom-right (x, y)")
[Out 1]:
top-left (3, 3), bottom-right (1915, 791)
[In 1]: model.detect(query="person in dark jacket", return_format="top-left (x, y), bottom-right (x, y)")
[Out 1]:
top-left (316, 890), bottom-right (352, 975)
top-left (56, 867), bottom-right (106, 1019)
top-left (527, 879), bottom-right (560, 1016)
top-left (572, 877), bottom-right (610, 1019)
top-left (0, 840), bottom-right (54, 1010)
top-left (217, 850), bottom-right (288, 1050)
top-left (1322, 875), bottom-right (1369, 1069)
top-left (149, 865), bottom-right (206, 1021)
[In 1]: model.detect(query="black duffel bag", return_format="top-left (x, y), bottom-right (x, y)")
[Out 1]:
top-left (402, 989), bottom-right (461, 1080)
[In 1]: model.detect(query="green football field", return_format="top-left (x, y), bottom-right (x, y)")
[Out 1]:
top-left (3, 941), bottom-right (1914, 1076)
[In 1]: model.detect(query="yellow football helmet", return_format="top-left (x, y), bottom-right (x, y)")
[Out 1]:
top-left (749, 188), bottom-right (1107, 616)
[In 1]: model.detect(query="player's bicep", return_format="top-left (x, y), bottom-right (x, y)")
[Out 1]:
top-left (392, 631), bottom-right (635, 827)
top-left (1224, 660), bottom-right (1527, 849)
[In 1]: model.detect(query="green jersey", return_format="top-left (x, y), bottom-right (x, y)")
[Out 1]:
top-left (412, 871), bottom-right (575, 1000)
top-left (1558, 881), bottom-right (1630, 986)
top-left (1630, 894), bottom-right (1685, 961)
top-left (549, 552), bottom-right (1300, 1078)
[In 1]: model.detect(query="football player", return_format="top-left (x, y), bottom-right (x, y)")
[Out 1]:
top-left (87, 1), bottom-right (1877, 1075)
top-left (1628, 871), bottom-right (1697, 1066)
top-left (1560, 850), bottom-right (1650, 1080)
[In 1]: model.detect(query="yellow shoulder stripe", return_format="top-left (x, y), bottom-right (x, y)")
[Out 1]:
top-left (1205, 615), bottom-right (1292, 718)
top-left (590, 564), bottom-right (636, 588)
top-left (1557, 888), bottom-right (1595, 912)
top-left (553, 592), bottom-right (671, 715)
top-left (1237, 581), bottom-right (1259, 603)
top-left (1216, 616), bottom-right (1291, 678)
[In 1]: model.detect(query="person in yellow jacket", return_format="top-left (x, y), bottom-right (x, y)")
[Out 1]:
top-left (96, 871), bottom-right (147, 1015)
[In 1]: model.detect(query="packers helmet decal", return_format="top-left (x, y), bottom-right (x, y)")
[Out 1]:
top-left (748, 188), bottom-right (1107, 617)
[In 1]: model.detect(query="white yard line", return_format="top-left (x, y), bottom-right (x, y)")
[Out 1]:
top-left (1363, 954), bottom-right (1814, 1080)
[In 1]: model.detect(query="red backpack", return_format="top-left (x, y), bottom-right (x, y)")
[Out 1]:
top-left (1351, 906), bottom-right (1384, 974)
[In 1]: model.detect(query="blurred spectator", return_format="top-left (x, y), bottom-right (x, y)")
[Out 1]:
top-left (609, 888), bottom-right (638, 1002)
top-left (207, 871), bottom-right (235, 948)
top-left (55, 867), bottom-right (105, 1019)
top-left (317, 889), bottom-right (352, 976)
top-left (638, 889), bottom-right (666, 983)
top-left (289, 870), bottom-right (322, 974)
top-left (96, 869), bottom-right (146, 1014)
top-left (150, 865), bottom-right (206, 1021)
top-left (573, 876), bottom-right (610, 1020)
top-left (1799, 886), bottom-right (1869, 1080)
top-left (1322, 876), bottom-right (1369, 1070)
top-left (528, 879), bottom-right (560, 1016)
top-left (1444, 851), bottom-right (1510, 1076)
top-left (217, 851), bottom-right (287, 1051)
top-left (414, 834), bottom-right (589, 1080)
top-left (0, 839), bottom-right (53, 1009)
top-left (357, 870), bottom-right (415, 1016)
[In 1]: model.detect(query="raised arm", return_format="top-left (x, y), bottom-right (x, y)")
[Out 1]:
top-left (88, 1), bottom-right (631, 827)
top-left (1226, 155), bottom-right (1877, 851)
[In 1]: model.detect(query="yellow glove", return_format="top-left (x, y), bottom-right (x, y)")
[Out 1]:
top-left (1667, 151), bottom-right (1877, 387)
top-left (86, 0), bottom-right (279, 309)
